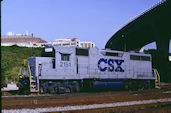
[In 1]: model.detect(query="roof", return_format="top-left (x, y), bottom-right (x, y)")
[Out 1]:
top-left (1, 37), bottom-right (47, 43)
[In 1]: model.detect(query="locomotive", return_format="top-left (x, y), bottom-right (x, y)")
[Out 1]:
top-left (17, 46), bottom-right (156, 94)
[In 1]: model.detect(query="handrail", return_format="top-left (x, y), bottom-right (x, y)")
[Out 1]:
top-left (153, 68), bottom-right (160, 89)
top-left (27, 63), bottom-right (32, 91)
top-left (27, 60), bottom-right (39, 93)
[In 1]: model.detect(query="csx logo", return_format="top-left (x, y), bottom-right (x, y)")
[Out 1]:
top-left (98, 58), bottom-right (124, 72)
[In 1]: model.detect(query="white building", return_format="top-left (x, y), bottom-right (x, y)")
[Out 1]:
top-left (51, 38), bottom-right (95, 48)
top-left (1, 32), bottom-right (47, 47)
top-left (51, 38), bottom-right (80, 47)
top-left (2, 32), bottom-right (96, 48)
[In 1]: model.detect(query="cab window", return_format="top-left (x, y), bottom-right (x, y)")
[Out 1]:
top-left (41, 47), bottom-right (55, 57)
top-left (60, 53), bottom-right (70, 61)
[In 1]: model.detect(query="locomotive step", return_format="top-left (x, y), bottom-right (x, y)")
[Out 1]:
top-left (30, 85), bottom-right (37, 88)
top-left (30, 80), bottom-right (36, 83)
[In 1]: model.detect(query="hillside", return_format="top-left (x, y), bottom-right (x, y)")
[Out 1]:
top-left (1, 45), bottom-right (43, 83)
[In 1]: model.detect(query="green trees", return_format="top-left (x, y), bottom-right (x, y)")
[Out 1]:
top-left (1, 45), bottom-right (43, 83)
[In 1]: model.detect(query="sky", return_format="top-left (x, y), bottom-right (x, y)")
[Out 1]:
top-left (2, 0), bottom-right (171, 52)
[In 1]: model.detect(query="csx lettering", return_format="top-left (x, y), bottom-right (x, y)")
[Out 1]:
top-left (98, 58), bottom-right (124, 72)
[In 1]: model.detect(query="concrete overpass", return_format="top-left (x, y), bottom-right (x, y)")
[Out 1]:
top-left (105, 0), bottom-right (171, 82)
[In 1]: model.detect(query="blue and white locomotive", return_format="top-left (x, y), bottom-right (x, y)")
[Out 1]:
top-left (18, 46), bottom-right (156, 93)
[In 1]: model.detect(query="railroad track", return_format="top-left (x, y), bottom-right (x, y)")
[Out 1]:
top-left (2, 83), bottom-right (171, 113)
top-left (2, 88), bottom-right (171, 110)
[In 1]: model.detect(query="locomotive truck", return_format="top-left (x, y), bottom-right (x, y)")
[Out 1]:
top-left (17, 46), bottom-right (158, 94)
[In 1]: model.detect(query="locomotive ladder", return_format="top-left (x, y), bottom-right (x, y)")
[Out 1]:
top-left (153, 69), bottom-right (160, 89)
top-left (26, 60), bottom-right (39, 93)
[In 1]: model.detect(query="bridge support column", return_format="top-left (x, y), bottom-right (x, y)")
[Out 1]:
top-left (152, 21), bottom-right (170, 82)
top-left (156, 38), bottom-right (170, 82)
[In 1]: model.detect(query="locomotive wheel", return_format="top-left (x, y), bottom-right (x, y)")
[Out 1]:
top-left (83, 80), bottom-right (93, 91)
top-left (54, 87), bottom-right (59, 94)
top-left (144, 80), bottom-right (150, 90)
top-left (49, 88), bottom-right (56, 94)
top-left (75, 85), bottom-right (80, 92)
top-left (138, 84), bottom-right (145, 91)
top-left (23, 89), bottom-right (30, 95)
top-left (40, 87), bottom-right (45, 94)
top-left (72, 85), bottom-right (80, 92)
top-left (130, 81), bottom-right (138, 91)
top-left (66, 87), bottom-right (72, 93)
top-left (124, 81), bottom-right (132, 90)
top-left (124, 82), bottom-right (129, 90)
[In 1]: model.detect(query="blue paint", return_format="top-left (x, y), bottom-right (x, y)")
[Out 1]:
top-left (93, 78), bottom-right (126, 88)
top-left (115, 60), bottom-right (124, 72)
top-left (98, 58), bottom-right (124, 72)
top-left (99, 78), bottom-right (127, 81)
top-left (108, 59), bottom-right (114, 72)
top-left (93, 81), bottom-right (124, 88)
top-left (98, 58), bottom-right (107, 71)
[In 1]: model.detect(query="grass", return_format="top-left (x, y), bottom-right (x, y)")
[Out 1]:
top-left (1, 45), bottom-right (43, 83)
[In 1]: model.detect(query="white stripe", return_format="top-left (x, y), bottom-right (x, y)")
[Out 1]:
top-left (2, 98), bottom-right (171, 113)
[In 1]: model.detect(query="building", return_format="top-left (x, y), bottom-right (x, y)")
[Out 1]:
top-left (2, 32), bottom-right (96, 48)
top-left (80, 41), bottom-right (95, 48)
top-left (1, 32), bottom-right (47, 47)
top-left (51, 38), bottom-right (80, 47)
top-left (51, 38), bottom-right (95, 48)
top-left (169, 56), bottom-right (171, 61)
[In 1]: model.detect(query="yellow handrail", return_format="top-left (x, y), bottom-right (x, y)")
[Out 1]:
top-left (27, 60), bottom-right (39, 93)
top-left (153, 69), bottom-right (160, 89)
top-left (18, 59), bottom-right (27, 79)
